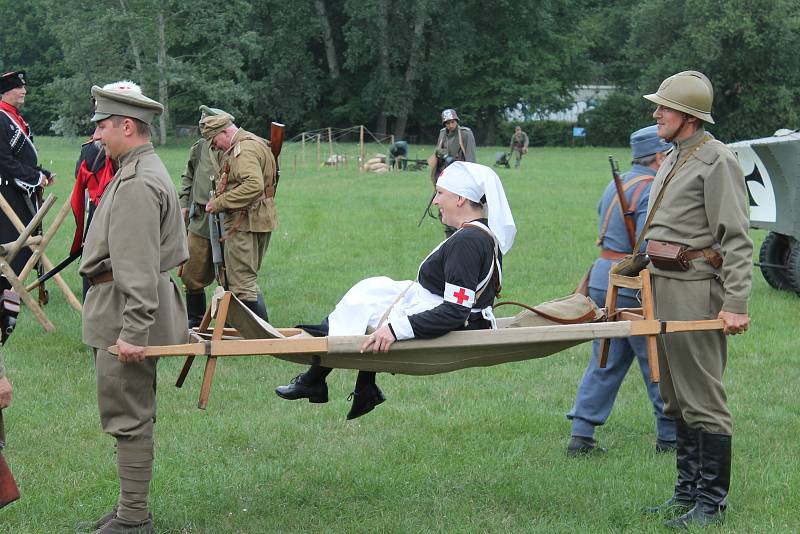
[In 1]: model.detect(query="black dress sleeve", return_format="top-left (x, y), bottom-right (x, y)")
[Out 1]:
top-left (407, 233), bottom-right (488, 338)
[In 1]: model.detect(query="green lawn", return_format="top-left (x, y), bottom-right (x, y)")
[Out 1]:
top-left (1, 137), bottom-right (798, 533)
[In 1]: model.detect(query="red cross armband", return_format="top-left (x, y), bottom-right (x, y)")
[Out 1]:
top-left (444, 283), bottom-right (476, 308)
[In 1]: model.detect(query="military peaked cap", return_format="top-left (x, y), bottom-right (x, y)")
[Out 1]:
top-left (199, 105), bottom-right (235, 123)
top-left (91, 85), bottom-right (163, 125)
top-left (0, 71), bottom-right (26, 94)
top-left (199, 114), bottom-right (233, 140)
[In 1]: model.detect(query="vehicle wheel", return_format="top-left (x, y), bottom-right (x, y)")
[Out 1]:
top-left (786, 239), bottom-right (800, 296)
top-left (759, 232), bottom-right (793, 290)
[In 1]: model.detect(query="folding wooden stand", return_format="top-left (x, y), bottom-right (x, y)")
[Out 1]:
top-left (174, 290), bottom-right (305, 409)
top-left (0, 193), bottom-right (83, 330)
top-left (597, 269), bottom-right (724, 383)
top-left (0, 195), bottom-right (57, 331)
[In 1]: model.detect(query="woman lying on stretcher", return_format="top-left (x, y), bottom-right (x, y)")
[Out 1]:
top-left (275, 162), bottom-right (516, 419)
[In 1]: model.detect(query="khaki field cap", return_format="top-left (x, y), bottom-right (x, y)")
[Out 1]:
top-left (199, 105), bottom-right (235, 123)
top-left (199, 114), bottom-right (233, 140)
top-left (644, 70), bottom-right (715, 124)
top-left (91, 85), bottom-right (163, 124)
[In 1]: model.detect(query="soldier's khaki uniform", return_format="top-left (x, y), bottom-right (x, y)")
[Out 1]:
top-left (179, 138), bottom-right (221, 292)
top-left (215, 128), bottom-right (277, 301)
top-left (435, 125), bottom-right (476, 163)
top-left (509, 129), bottom-right (529, 168)
top-left (80, 142), bottom-right (188, 524)
top-left (645, 128), bottom-right (752, 435)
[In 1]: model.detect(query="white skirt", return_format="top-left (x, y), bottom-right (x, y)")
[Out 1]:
top-left (327, 276), bottom-right (443, 337)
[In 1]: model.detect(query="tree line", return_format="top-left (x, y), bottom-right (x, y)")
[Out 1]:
top-left (1, 0), bottom-right (798, 145)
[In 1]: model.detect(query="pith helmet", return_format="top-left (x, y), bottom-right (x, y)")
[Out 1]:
top-left (441, 108), bottom-right (459, 123)
top-left (643, 70), bottom-right (715, 124)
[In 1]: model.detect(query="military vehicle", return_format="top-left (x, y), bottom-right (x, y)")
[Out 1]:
top-left (729, 129), bottom-right (800, 295)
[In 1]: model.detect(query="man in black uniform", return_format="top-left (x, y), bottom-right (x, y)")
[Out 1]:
top-left (0, 71), bottom-right (55, 291)
top-left (275, 162), bottom-right (516, 420)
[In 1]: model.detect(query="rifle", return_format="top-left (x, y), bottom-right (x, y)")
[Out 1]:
top-left (270, 122), bottom-right (285, 192)
top-left (609, 156), bottom-right (638, 250)
top-left (418, 155), bottom-right (458, 227)
top-left (417, 190), bottom-right (437, 227)
top-left (208, 180), bottom-right (227, 289)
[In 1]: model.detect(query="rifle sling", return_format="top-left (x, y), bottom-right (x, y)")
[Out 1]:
top-left (596, 175), bottom-right (653, 251)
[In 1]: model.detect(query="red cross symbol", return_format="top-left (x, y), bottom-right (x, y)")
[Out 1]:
top-left (452, 288), bottom-right (471, 305)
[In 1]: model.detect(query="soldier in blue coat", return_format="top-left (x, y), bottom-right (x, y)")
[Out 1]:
top-left (566, 125), bottom-right (676, 455)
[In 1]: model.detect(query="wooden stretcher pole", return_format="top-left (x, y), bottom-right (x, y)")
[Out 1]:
top-left (197, 291), bottom-right (231, 409)
top-left (0, 193), bottom-right (82, 312)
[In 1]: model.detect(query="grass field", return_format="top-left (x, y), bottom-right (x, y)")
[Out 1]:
top-left (1, 137), bottom-right (798, 533)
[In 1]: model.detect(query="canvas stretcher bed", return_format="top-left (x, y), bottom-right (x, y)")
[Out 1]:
top-left (111, 270), bottom-right (725, 409)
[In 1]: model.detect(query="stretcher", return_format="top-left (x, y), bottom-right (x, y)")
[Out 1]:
top-left (110, 270), bottom-right (725, 409)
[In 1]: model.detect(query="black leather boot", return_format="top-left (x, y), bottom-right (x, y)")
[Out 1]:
top-left (346, 371), bottom-right (385, 420)
top-left (243, 295), bottom-right (268, 322)
top-left (566, 436), bottom-right (606, 457)
top-left (646, 420), bottom-right (699, 515)
top-left (666, 432), bottom-right (731, 529)
top-left (275, 366), bottom-right (331, 403)
top-left (185, 291), bottom-right (206, 329)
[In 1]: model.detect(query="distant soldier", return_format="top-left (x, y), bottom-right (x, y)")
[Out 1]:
top-left (202, 114), bottom-right (277, 320)
top-left (508, 126), bottom-right (529, 168)
top-left (432, 108), bottom-right (476, 168)
top-left (388, 140), bottom-right (408, 170)
top-left (79, 83), bottom-right (188, 533)
top-left (0, 70), bottom-right (55, 292)
top-left (429, 109), bottom-right (476, 235)
top-left (178, 105), bottom-right (232, 327)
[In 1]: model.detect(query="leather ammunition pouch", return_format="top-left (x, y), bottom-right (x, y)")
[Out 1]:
top-left (646, 240), bottom-right (690, 271)
top-left (646, 240), bottom-right (723, 271)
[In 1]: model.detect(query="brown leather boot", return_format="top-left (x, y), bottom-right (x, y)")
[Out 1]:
top-left (95, 516), bottom-right (154, 533)
top-left (74, 505), bottom-right (117, 533)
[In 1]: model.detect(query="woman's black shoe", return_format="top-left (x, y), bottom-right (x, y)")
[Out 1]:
top-left (346, 384), bottom-right (386, 420)
top-left (275, 374), bottom-right (329, 403)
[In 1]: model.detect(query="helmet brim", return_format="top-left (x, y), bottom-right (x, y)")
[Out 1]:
top-left (644, 93), bottom-right (715, 124)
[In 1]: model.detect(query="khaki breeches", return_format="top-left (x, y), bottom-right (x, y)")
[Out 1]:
top-left (224, 230), bottom-right (271, 301)
top-left (652, 275), bottom-right (731, 434)
top-left (180, 231), bottom-right (215, 292)
top-left (94, 348), bottom-right (157, 442)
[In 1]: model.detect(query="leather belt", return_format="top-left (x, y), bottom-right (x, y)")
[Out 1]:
top-left (600, 249), bottom-right (628, 260)
top-left (683, 246), bottom-right (723, 267)
top-left (88, 271), bottom-right (114, 286)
